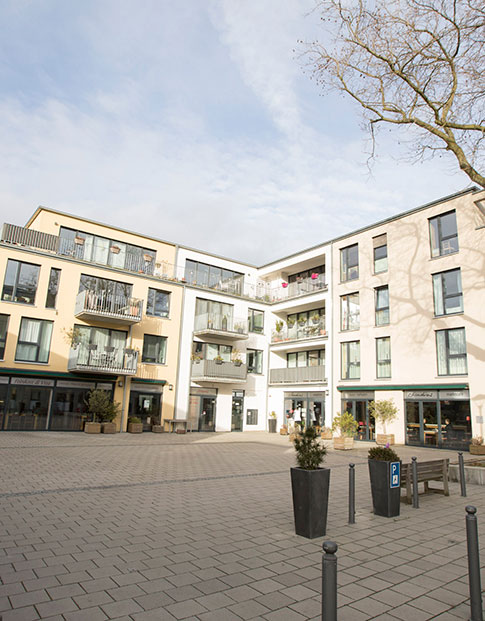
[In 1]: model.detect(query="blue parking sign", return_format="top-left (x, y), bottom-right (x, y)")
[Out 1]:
top-left (390, 462), bottom-right (400, 488)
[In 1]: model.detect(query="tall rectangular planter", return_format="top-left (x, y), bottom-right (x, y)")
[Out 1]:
top-left (368, 460), bottom-right (400, 517)
top-left (290, 467), bottom-right (330, 539)
top-left (268, 419), bottom-right (277, 433)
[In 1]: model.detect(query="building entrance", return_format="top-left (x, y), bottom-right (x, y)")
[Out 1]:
top-left (129, 391), bottom-right (162, 431)
top-left (284, 392), bottom-right (325, 428)
top-left (341, 391), bottom-right (375, 441)
top-left (189, 389), bottom-right (217, 432)
top-left (231, 391), bottom-right (244, 432)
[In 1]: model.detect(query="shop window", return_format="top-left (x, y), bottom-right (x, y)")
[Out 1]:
top-left (376, 337), bottom-right (391, 378)
top-left (433, 269), bottom-right (463, 316)
top-left (147, 288), bottom-right (170, 317)
top-left (15, 318), bottom-right (53, 363)
top-left (373, 234), bottom-right (388, 273)
top-left (375, 285), bottom-right (390, 326)
top-left (341, 341), bottom-right (360, 379)
top-left (2, 259), bottom-right (40, 305)
top-left (246, 409), bottom-right (258, 425)
top-left (247, 349), bottom-right (263, 374)
top-left (45, 268), bottom-right (61, 308)
top-left (429, 210), bottom-right (459, 257)
top-left (436, 328), bottom-right (467, 375)
top-left (340, 244), bottom-right (359, 282)
top-left (0, 314), bottom-right (8, 359)
top-left (248, 309), bottom-right (264, 333)
top-left (341, 293), bottom-right (360, 330)
top-left (142, 335), bottom-right (167, 364)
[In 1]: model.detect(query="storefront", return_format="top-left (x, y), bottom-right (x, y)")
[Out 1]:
top-left (129, 382), bottom-right (164, 431)
top-left (405, 389), bottom-right (471, 450)
top-left (231, 390), bottom-right (244, 432)
top-left (341, 391), bottom-right (375, 441)
top-left (188, 387), bottom-right (217, 431)
top-left (284, 391), bottom-right (326, 428)
top-left (0, 374), bottom-right (114, 431)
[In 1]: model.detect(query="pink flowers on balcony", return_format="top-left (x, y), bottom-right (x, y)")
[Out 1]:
top-left (282, 282), bottom-right (288, 288)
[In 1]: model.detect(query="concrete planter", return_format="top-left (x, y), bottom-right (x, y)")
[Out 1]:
top-left (368, 459), bottom-right (401, 517)
top-left (84, 422), bottom-right (101, 434)
top-left (151, 425), bottom-right (164, 433)
top-left (376, 434), bottom-right (395, 446)
top-left (128, 423), bottom-right (143, 433)
top-left (449, 461), bottom-right (485, 485)
top-left (101, 422), bottom-right (117, 434)
top-left (333, 436), bottom-right (354, 450)
top-left (469, 444), bottom-right (485, 455)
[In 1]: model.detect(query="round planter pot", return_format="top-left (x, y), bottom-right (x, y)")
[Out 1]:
top-left (290, 467), bottom-right (330, 539)
top-left (368, 459), bottom-right (401, 517)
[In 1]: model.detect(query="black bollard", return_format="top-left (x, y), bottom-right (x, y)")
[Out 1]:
top-left (412, 456), bottom-right (419, 508)
top-left (458, 452), bottom-right (467, 497)
top-left (349, 463), bottom-right (355, 524)
top-left (466, 506), bottom-right (483, 621)
top-left (322, 541), bottom-right (338, 621)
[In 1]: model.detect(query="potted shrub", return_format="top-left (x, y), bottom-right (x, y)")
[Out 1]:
top-left (232, 348), bottom-right (243, 367)
top-left (470, 437), bottom-right (485, 455)
top-left (191, 352), bottom-right (203, 363)
top-left (321, 426), bottom-right (333, 440)
top-left (214, 355), bottom-right (224, 365)
top-left (128, 417), bottom-right (143, 433)
top-left (84, 389), bottom-right (121, 434)
top-left (311, 313), bottom-right (320, 324)
top-left (332, 412), bottom-right (358, 449)
top-left (290, 426), bottom-right (330, 538)
top-left (368, 445), bottom-right (401, 517)
top-left (369, 399), bottom-right (398, 445)
top-left (268, 411), bottom-right (277, 433)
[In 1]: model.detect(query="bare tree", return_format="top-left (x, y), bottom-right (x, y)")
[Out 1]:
top-left (304, 0), bottom-right (485, 187)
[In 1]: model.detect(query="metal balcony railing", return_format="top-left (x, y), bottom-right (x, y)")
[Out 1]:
top-left (75, 290), bottom-right (142, 323)
top-left (269, 366), bottom-right (326, 384)
top-left (68, 344), bottom-right (138, 375)
top-left (191, 359), bottom-right (247, 382)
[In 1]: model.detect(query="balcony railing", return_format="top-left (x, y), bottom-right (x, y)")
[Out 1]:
top-left (191, 359), bottom-right (247, 382)
top-left (75, 290), bottom-right (143, 324)
top-left (68, 344), bottom-right (138, 375)
top-left (271, 320), bottom-right (327, 344)
top-left (269, 277), bottom-right (327, 303)
top-left (269, 366), bottom-right (327, 384)
top-left (193, 314), bottom-right (249, 339)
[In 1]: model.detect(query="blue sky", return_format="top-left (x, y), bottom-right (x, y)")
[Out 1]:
top-left (0, 0), bottom-right (472, 264)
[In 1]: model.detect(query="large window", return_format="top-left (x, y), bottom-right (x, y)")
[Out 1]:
top-left (375, 285), bottom-right (390, 326)
top-left (75, 325), bottom-right (128, 367)
top-left (79, 274), bottom-right (132, 299)
top-left (0, 314), bottom-right (8, 359)
top-left (59, 227), bottom-right (156, 274)
top-left (429, 210), bottom-right (459, 258)
top-left (45, 268), bottom-right (61, 308)
top-left (15, 318), bottom-right (53, 363)
top-left (247, 349), bottom-right (263, 374)
top-left (436, 328), bottom-right (467, 375)
top-left (193, 342), bottom-right (232, 361)
top-left (287, 308), bottom-right (325, 339)
top-left (341, 341), bottom-right (360, 379)
top-left (341, 293), bottom-right (359, 331)
top-left (194, 298), bottom-right (234, 331)
top-left (373, 234), bottom-right (388, 273)
top-left (376, 337), bottom-right (391, 378)
top-left (142, 335), bottom-right (167, 364)
top-left (184, 259), bottom-right (244, 294)
top-left (287, 349), bottom-right (325, 368)
top-left (147, 288), bottom-right (170, 317)
top-left (248, 309), bottom-right (264, 334)
top-left (2, 260), bottom-right (40, 305)
top-left (340, 244), bottom-right (359, 282)
top-left (433, 269), bottom-right (463, 316)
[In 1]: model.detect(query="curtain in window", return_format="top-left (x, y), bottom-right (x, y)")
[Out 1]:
top-left (449, 328), bottom-right (467, 374)
top-left (377, 338), bottom-right (391, 377)
top-left (349, 342), bottom-right (360, 378)
top-left (17, 319), bottom-right (40, 361)
top-left (110, 330), bottom-right (126, 366)
top-left (433, 274), bottom-right (444, 315)
top-left (436, 331), bottom-right (448, 375)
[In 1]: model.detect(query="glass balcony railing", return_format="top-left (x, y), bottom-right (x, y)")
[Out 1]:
top-left (271, 319), bottom-right (327, 344)
top-left (193, 314), bottom-right (249, 339)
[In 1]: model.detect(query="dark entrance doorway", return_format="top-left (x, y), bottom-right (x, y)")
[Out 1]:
top-left (129, 391), bottom-right (162, 431)
top-left (232, 390), bottom-right (244, 431)
top-left (340, 391), bottom-right (375, 441)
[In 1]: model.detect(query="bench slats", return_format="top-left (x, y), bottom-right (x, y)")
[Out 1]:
top-left (400, 458), bottom-right (449, 504)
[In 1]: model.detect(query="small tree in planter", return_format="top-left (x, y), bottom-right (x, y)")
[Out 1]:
top-left (128, 416), bottom-right (143, 433)
top-left (291, 426), bottom-right (330, 538)
top-left (369, 399), bottom-right (398, 445)
top-left (85, 389), bottom-right (121, 434)
top-left (368, 445), bottom-right (401, 517)
top-left (470, 437), bottom-right (485, 455)
top-left (331, 412), bottom-right (358, 449)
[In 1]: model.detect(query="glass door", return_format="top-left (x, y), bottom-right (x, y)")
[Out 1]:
top-left (199, 397), bottom-right (216, 431)
top-left (423, 402), bottom-right (438, 447)
top-left (231, 393), bottom-right (244, 432)
top-left (5, 385), bottom-right (51, 430)
top-left (405, 402), bottom-right (421, 446)
top-left (309, 399), bottom-right (324, 428)
top-left (129, 392), bottom-right (161, 431)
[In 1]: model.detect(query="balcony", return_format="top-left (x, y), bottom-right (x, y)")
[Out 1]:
top-left (269, 366), bottom-right (327, 385)
top-left (193, 315), bottom-right (249, 341)
top-left (271, 320), bottom-right (327, 345)
top-left (75, 290), bottom-right (143, 325)
top-left (68, 344), bottom-right (138, 375)
top-left (191, 359), bottom-right (247, 383)
top-left (269, 277), bottom-right (327, 303)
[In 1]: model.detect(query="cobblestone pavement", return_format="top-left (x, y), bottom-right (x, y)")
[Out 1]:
top-left (0, 431), bottom-right (484, 620)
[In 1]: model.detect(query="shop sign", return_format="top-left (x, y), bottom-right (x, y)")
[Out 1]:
top-left (341, 391), bottom-right (375, 400)
top-left (11, 377), bottom-right (55, 387)
top-left (285, 392), bottom-right (306, 398)
top-left (439, 390), bottom-right (469, 400)
top-left (404, 390), bottom-right (437, 400)
top-left (190, 388), bottom-right (217, 396)
top-left (56, 380), bottom-right (95, 389)
top-left (96, 383), bottom-right (114, 390)
top-left (131, 383), bottom-right (163, 394)
top-left (0, 377), bottom-right (9, 384)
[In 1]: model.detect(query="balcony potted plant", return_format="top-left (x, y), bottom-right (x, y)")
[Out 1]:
top-left (470, 437), bottom-right (485, 455)
top-left (231, 348), bottom-right (243, 367)
top-left (298, 317), bottom-right (307, 327)
top-left (368, 445), bottom-right (401, 517)
top-left (268, 411), bottom-right (277, 433)
top-left (290, 426), bottom-right (330, 538)
top-left (369, 399), bottom-right (398, 445)
top-left (84, 389), bottom-right (120, 434)
top-left (110, 244), bottom-right (120, 254)
top-left (74, 234), bottom-right (85, 245)
top-left (332, 412), bottom-right (358, 449)
top-left (221, 315), bottom-right (228, 331)
top-left (191, 352), bottom-right (203, 364)
top-left (311, 312), bottom-right (320, 324)
top-left (214, 355), bottom-right (224, 365)
top-left (274, 320), bottom-right (284, 341)
top-left (128, 416), bottom-right (143, 433)
top-left (287, 317), bottom-right (296, 328)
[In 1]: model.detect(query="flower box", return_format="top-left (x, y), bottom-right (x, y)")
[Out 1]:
top-left (376, 434), bottom-right (395, 446)
top-left (333, 436), bottom-right (354, 450)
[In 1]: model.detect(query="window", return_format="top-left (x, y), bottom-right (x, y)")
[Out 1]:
top-left (147, 288), bottom-right (170, 317)
top-left (2, 260), bottom-right (40, 305)
top-left (79, 274), bottom-right (132, 298)
top-left (192, 342), bottom-right (232, 361)
top-left (287, 350), bottom-right (325, 367)
top-left (142, 335), bottom-right (167, 364)
top-left (75, 325), bottom-right (128, 367)
top-left (436, 328), bottom-right (467, 375)
top-left (247, 349), bottom-right (263, 374)
top-left (433, 269), bottom-right (463, 316)
top-left (340, 244), bottom-right (359, 282)
top-left (15, 318), bottom-right (53, 363)
top-left (341, 293), bottom-right (360, 331)
top-left (375, 286), bottom-right (390, 326)
top-left (376, 337), bottom-right (391, 378)
top-left (341, 341), bottom-right (360, 379)
top-left (246, 409), bottom-right (258, 425)
top-left (248, 309), bottom-right (264, 334)
top-left (194, 298), bottom-right (234, 331)
top-left (0, 314), bottom-right (8, 359)
top-left (373, 234), bottom-right (388, 273)
top-left (45, 268), bottom-right (61, 308)
top-left (429, 210), bottom-right (459, 257)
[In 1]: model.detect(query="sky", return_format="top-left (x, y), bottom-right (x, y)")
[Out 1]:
top-left (0, 0), bottom-right (473, 265)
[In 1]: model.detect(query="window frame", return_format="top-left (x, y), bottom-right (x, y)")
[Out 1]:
top-left (247, 349), bottom-right (263, 374)
top-left (340, 292), bottom-right (360, 331)
top-left (0, 314), bottom-right (8, 359)
top-left (248, 308), bottom-right (264, 334)
top-left (146, 288), bottom-right (170, 318)
top-left (376, 337), bottom-right (391, 378)
top-left (15, 317), bottom-right (53, 364)
top-left (340, 244), bottom-right (359, 282)
top-left (436, 328), bottom-right (467, 376)
top-left (2, 259), bottom-right (40, 305)
top-left (375, 285), bottom-right (390, 326)
top-left (429, 210), bottom-right (459, 258)
top-left (432, 268), bottom-right (463, 316)
top-left (45, 268), bottom-right (61, 309)
top-left (373, 244), bottom-right (388, 274)
top-left (341, 340), bottom-right (360, 380)
top-left (142, 334), bottom-right (167, 365)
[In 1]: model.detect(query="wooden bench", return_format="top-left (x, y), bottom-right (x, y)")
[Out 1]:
top-left (400, 459), bottom-right (450, 504)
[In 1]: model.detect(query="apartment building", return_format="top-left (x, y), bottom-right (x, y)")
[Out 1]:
top-left (0, 187), bottom-right (483, 449)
